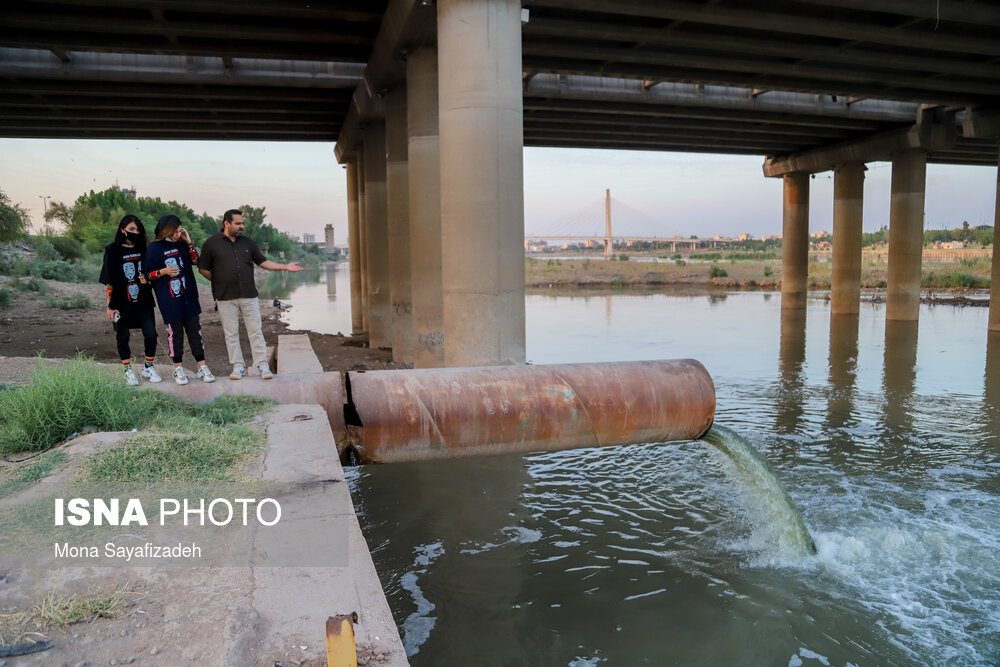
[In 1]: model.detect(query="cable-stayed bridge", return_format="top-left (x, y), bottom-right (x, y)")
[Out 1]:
top-left (525, 191), bottom-right (738, 255)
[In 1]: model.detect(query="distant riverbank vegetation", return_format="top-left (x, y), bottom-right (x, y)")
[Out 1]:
top-left (526, 252), bottom-right (992, 291)
top-left (0, 186), bottom-right (326, 307)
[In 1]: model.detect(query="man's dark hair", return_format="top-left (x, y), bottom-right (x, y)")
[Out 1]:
top-left (223, 209), bottom-right (243, 224)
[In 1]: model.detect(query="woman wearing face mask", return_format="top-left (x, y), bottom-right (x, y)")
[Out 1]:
top-left (145, 214), bottom-right (215, 385)
top-left (99, 214), bottom-right (160, 386)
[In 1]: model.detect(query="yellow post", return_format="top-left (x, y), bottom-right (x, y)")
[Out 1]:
top-left (326, 613), bottom-right (358, 667)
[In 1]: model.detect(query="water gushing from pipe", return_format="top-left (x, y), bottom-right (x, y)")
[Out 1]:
top-left (700, 424), bottom-right (816, 557)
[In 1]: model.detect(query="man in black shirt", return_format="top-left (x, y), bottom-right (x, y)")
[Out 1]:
top-left (198, 209), bottom-right (302, 380)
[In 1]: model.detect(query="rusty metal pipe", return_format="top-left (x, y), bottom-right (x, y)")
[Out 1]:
top-left (345, 359), bottom-right (715, 463)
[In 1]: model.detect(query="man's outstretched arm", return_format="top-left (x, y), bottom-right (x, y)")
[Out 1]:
top-left (260, 260), bottom-right (303, 272)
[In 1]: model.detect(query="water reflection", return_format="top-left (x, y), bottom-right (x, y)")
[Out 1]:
top-left (327, 263), bottom-right (337, 296)
top-left (826, 314), bottom-right (860, 449)
top-left (254, 263), bottom-right (323, 300)
top-left (985, 331), bottom-right (1000, 460)
top-left (352, 456), bottom-right (532, 660)
top-left (880, 319), bottom-right (919, 462)
top-left (775, 308), bottom-right (806, 435)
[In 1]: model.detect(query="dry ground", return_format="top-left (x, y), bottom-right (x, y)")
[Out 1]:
top-left (0, 275), bottom-right (404, 377)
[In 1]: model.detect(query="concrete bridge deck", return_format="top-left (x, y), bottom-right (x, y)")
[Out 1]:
top-left (2, 0), bottom-right (999, 354)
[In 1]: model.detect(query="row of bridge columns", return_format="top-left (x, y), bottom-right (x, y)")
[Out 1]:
top-left (782, 147), bottom-right (1000, 331)
top-left (343, 0), bottom-right (1000, 369)
top-left (345, 0), bottom-right (525, 368)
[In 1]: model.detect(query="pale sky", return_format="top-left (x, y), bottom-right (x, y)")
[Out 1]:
top-left (1, 139), bottom-right (996, 242)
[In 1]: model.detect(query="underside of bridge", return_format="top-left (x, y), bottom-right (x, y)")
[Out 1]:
top-left (3, 0), bottom-right (1000, 360)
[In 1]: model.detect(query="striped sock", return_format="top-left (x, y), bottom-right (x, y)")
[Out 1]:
top-left (144, 357), bottom-right (155, 368)
top-left (122, 360), bottom-right (131, 369)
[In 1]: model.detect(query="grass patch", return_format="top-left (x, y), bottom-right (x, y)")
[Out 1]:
top-left (0, 287), bottom-right (11, 307)
top-left (0, 450), bottom-right (68, 498)
top-left (37, 585), bottom-right (131, 626)
top-left (79, 394), bottom-right (273, 483)
top-left (726, 252), bottom-right (780, 261)
top-left (0, 584), bottom-right (133, 647)
top-left (80, 420), bottom-right (266, 483)
top-left (691, 252), bottom-right (722, 261)
top-left (46, 293), bottom-right (90, 310)
top-left (0, 356), bottom-right (273, 455)
top-left (0, 356), bottom-right (161, 454)
top-left (709, 264), bottom-right (728, 278)
top-left (922, 271), bottom-right (990, 289)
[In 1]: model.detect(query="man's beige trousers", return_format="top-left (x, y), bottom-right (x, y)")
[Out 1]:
top-left (217, 297), bottom-right (267, 367)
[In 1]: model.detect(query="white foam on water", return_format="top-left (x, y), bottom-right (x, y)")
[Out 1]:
top-left (794, 465), bottom-right (1000, 665)
top-left (459, 525), bottom-right (543, 554)
top-left (400, 541), bottom-right (444, 657)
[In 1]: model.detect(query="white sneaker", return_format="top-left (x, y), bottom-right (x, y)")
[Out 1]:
top-left (124, 366), bottom-right (139, 386)
top-left (197, 365), bottom-right (216, 383)
top-left (141, 366), bottom-right (162, 383)
top-left (257, 361), bottom-right (274, 380)
top-left (173, 366), bottom-right (189, 385)
top-left (230, 363), bottom-right (247, 380)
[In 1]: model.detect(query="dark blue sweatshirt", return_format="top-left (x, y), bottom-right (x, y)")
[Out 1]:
top-left (145, 240), bottom-right (202, 324)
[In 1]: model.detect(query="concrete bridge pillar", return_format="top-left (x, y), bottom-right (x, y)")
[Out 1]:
top-left (438, 0), bottom-right (525, 367)
top-left (364, 123), bottom-right (392, 348)
top-left (407, 47), bottom-right (445, 368)
top-left (386, 88), bottom-right (415, 362)
top-left (781, 172), bottom-right (810, 309)
top-left (831, 162), bottom-right (865, 315)
top-left (357, 150), bottom-right (369, 331)
top-left (990, 146), bottom-right (1000, 331)
top-left (886, 151), bottom-right (927, 322)
top-left (346, 160), bottom-right (364, 334)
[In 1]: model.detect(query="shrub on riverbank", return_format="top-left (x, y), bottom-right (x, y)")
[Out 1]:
top-left (709, 264), bottom-right (728, 278)
top-left (16, 277), bottom-right (47, 295)
top-left (0, 287), bottom-right (12, 307)
top-left (922, 271), bottom-right (990, 289)
top-left (46, 293), bottom-right (91, 310)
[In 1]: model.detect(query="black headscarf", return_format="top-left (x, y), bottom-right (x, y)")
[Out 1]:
top-left (114, 214), bottom-right (148, 255)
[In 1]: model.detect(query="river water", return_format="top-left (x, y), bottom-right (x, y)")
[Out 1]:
top-left (284, 267), bottom-right (1000, 666)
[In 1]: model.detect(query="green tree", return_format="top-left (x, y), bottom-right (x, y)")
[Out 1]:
top-left (974, 225), bottom-right (994, 246)
top-left (0, 187), bottom-right (31, 241)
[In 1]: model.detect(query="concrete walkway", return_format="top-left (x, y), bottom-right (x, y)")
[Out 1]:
top-left (247, 402), bottom-right (406, 666)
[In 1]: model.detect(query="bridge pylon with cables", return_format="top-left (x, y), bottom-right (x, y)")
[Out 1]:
top-left (525, 190), bottom-right (735, 254)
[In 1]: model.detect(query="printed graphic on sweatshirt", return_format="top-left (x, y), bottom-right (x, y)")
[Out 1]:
top-left (121, 251), bottom-right (143, 303)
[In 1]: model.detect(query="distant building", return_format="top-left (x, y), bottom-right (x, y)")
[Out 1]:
top-left (324, 224), bottom-right (338, 256)
top-left (111, 183), bottom-right (136, 199)
top-left (303, 233), bottom-right (316, 244)
top-left (736, 233), bottom-right (752, 241)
